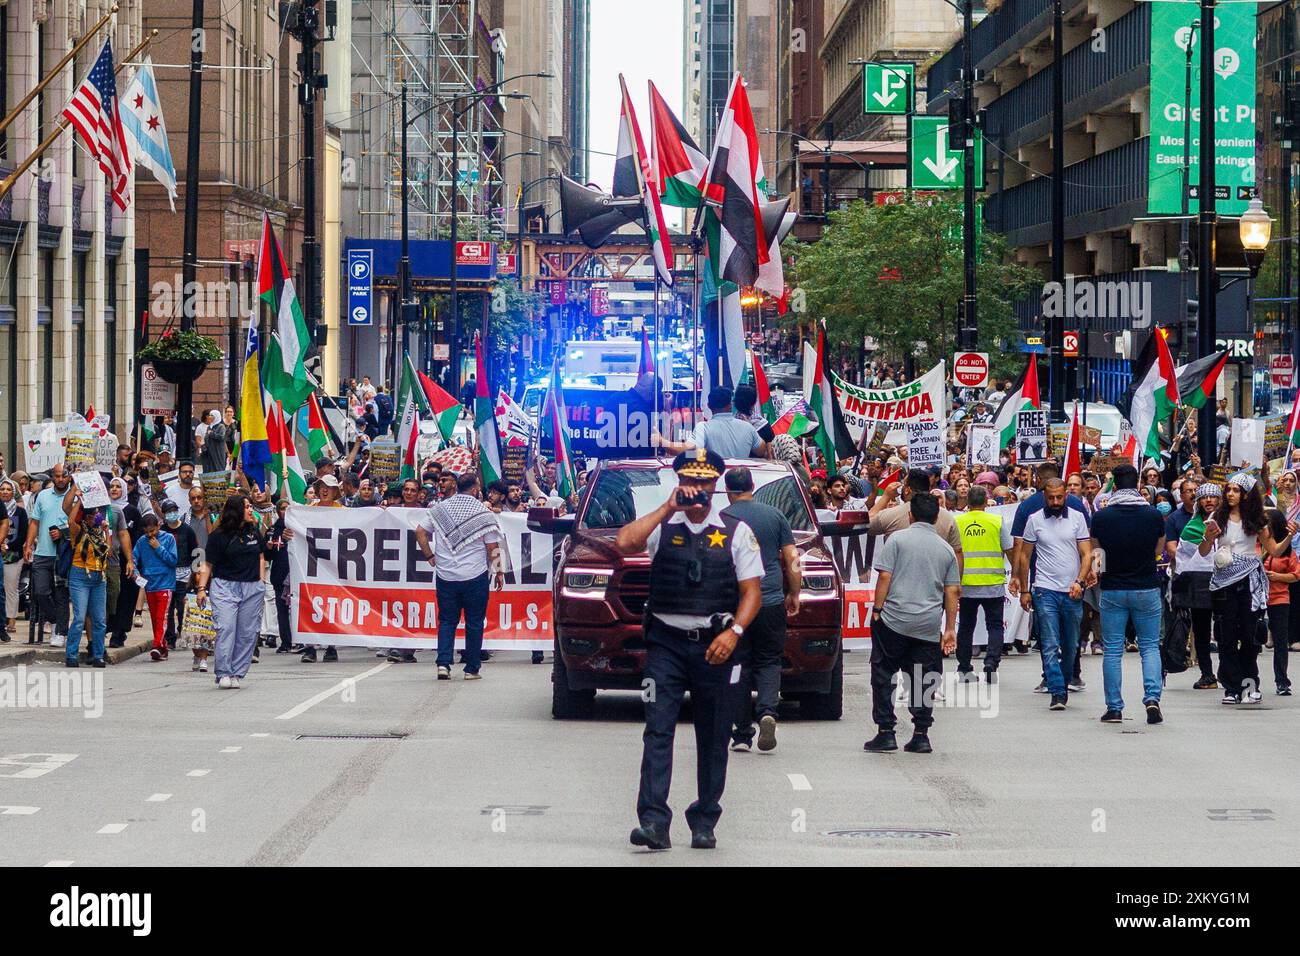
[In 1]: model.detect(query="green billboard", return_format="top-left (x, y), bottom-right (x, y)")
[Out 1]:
top-left (863, 62), bottom-right (914, 115)
top-left (1147, 0), bottom-right (1256, 216)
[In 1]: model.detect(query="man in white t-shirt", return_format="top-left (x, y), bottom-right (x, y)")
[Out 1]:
top-left (1015, 478), bottom-right (1093, 711)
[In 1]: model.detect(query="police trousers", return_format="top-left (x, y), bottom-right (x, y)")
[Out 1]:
top-left (637, 618), bottom-right (747, 834)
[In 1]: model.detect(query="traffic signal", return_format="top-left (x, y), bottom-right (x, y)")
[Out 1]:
top-left (948, 97), bottom-right (971, 145)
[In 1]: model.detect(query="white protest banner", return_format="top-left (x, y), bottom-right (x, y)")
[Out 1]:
top-left (285, 506), bottom-right (553, 650)
top-left (967, 423), bottom-right (998, 467)
top-left (22, 422), bottom-right (66, 472)
top-left (905, 420), bottom-right (944, 469)
top-left (495, 388), bottom-right (534, 448)
top-left (140, 364), bottom-right (176, 418)
top-left (1230, 417), bottom-right (1265, 469)
top-left (803, 344), bottom-right (946, 443)
top-left (73, 471), bottom-right (111, 509)
top-left (63, 427), bottom-right (98, 473)
top-left (1015, 409), bottom-right (1049, 463)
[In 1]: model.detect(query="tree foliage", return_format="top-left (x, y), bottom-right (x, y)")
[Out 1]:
top-left (786, 196), bottom-right (1040, 379)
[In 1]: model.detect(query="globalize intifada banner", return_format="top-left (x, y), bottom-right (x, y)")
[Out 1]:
top-left (833, 362), bottom-right (947, 444)
top-left (1148, 0), bottom-right (1256, 216)
top-left (286, 507), bottom-right (554, 650)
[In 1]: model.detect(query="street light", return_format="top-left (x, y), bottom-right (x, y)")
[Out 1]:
top-left (1239, 197), bottom-right (1273, 277)
top-left (763, 127), bottom-right (875, 215)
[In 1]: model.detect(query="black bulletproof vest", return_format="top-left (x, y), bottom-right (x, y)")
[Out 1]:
top-left (647, 515), bottom-right (741, 617)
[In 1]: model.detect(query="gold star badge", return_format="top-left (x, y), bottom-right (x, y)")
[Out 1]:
top-left (707, 529), bottom-right (727, 548)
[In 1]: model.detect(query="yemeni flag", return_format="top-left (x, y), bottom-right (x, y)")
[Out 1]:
top-left (543, 354), bottom-right (578, 499)
top-left (395, 353), bottom-right (430, 481)
top-left (648, 79), bottom-right (708, 208)
top-left (1175, 350), bottom-right (1229, 410)
top-left (256, 214), bottom-right (314, 414)
top-left (1063, 401), bottom-right (1082, 479)
top-left (266, 398), bottom-right (307, 503)
top-left (416, 369), bottom-right (461, 445)
top-left (701, 73), bottom-right (768, 286)
top-left (991, 357), bottom-right (1041, 450)
top-left (752, 351), bottom-right (776, 423)
top-left (1124, 329), bottom-right (1180, 465)
top-left (616, 75), bottom-right (674, 287)
top-left (807, 322), bottom-right (855, 469)
top-left (305, 391), bottom-right (331, 462)
top-left (474, 334), bottom-right (504, 486)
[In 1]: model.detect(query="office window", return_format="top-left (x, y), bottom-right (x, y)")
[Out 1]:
top-left (105, 257), bottom-right (117, 424)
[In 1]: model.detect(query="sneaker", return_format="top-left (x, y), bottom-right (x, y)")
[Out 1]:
top-left (50, 633), bottom-right (66, 649)
top-left (322, 646), bottom-right (338, 662)
top-left (437, 665), bottom-right (451, 680)
top-left (1068, 677), bottom-right (1086, 692)
top-left (932, 687), bottom-right (945, 702)
top-left (300, 647), bottom-right (318, 663)
top-left (230, 676), bottom-right (242, 689)
top-left (1245, 689), bottom-right (1263, 703)
top-left (1100, 709), bottom-right (1123, 723)
top-left (1290, 642), bottom-right (1300, 652)
top-left (1090, 641), bottom-right (1103, 655)
top-left (1278, 686), bottom-right (1293, 697)
top-left (91, 658), bottom-right (106, 668)
top-left (192, 659), bottom-right (200, 672)
top-left (385, 650), bottom-right (405, 663)
top-left (531, 651), bottom-right (545, 664)
top-left (63, 659), bottom-right (79, 668)
top-left (1125, 641), bottom-right (1138, 653)
top-left (150, 647), bottom-right (163, 662)
top-left (1049, 694), bottom-right (1067, 711)
top-left (1193, 676), bottom-right (1218, 690)
top-left (1032, 679), bottom-right (1049, 694)
top-left (1144, 699), bottom-right (1163, 724)
top-left (730, 738), bottom-right (752, 753)
top-left (199, 659), bottom-right (208, 673)
top-left (463, 671), bottom-right (482, 681)
top-left (1221, 693), bottom-right (1241, 705)
top-left (757, 715), bottom-right (778, 752)
top-left (218, 676), bottom-right (234, 689)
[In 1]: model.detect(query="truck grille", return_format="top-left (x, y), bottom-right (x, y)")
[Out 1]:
top-left (618, 568), bottom-right (651, 617)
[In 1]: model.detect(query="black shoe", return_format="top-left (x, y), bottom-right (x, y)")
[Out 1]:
top-left (0, 632), bottom-right (9, 644)
top-left (92, 658), bottom-right (106, 668)
top-left (290, 644), bottom-right (306, 653)
top-left (252, 647), bottom-right (260, 662)
top-left (1100, 709), bottom-right (1123, 723)
top-left (108, 637), bottom-right (125, 648)
top-left (386, 649), bottom-right (405, 663)
top-left (300, 647), bottom-right (318, 663)
top-left (863, 731), bottom-right (898, 753)
top-left (322, 646), bottom-right (338, 662)
top-left (1144, 699), bottom-right (1163, 724)
top-left (275, 646), bottom-right (291, 654)
top-left (64, 659), bottom-right (79, 668)
top-left (1049, 694), bottom-right (1067, 711)
top-left (629, 825), bottom-right (671, 850)
top-left (481, 650), bottom-right (492, 662)
top-left (730, 736), bottom-right (752, 752)
top-left (1013, 640), bottom-right (1029, 655)
top-left (983, 669), bottom-right (998, 684)
top-left (1193, 675), bottom-right (1218, 690)
top-left (903, 732), bottom-right (932, 754)
top-left (1278, 686), bottom-right (1293, 697)
top-left (531, 651), bottom-right (544, 664)
top-left (690, 828), bottom-right (717, 849)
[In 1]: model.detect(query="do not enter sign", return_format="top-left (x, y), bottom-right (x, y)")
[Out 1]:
top-left (953, 352), bottom-right (990, 389)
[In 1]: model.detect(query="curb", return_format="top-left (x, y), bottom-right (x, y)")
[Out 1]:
top-left (0, 630), bottom-right (154, 669)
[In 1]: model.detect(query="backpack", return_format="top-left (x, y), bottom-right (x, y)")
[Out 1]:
top-left (1161, 607), bottom-right (1192, 674)
top-left (375, 392), bottom-right (393, 424)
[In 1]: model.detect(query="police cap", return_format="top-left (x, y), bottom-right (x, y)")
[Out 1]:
top-left (672, 445), bottom-right (726, 481)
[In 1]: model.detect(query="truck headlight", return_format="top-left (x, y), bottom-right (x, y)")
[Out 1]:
top-left (802, 574), bottom-right (835, 591)
top-left (563, 570), bottom-right (612, 595)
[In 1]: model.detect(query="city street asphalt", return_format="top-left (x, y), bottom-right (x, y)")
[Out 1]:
top-left (2, 645), bottom-right (1297, 866)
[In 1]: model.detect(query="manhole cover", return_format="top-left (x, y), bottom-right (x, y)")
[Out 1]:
top-left (823, 828), bottom-right (955, 839)
top-left (295, 733), bottom-right (407, 740)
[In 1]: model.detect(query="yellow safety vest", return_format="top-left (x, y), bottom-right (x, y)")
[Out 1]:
top-left (956, 510), bottom-right (1006, 588)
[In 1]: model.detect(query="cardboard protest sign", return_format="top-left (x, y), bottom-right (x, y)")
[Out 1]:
top-left (63, 428), bottom-right (99, 473)
top-left (73, 471), bottom-right (111, 509)
top-left (905, 420), bottom-right (944, 469)
top-left (1230, 417), bottom-right (1265, 470)
top-left (1015, 409), bottom-right (1049, 463)
top-left (22, 422), bottom-right (66, 472)
top-left (967, 423), bottom-right (998, 466)
top-left (199, 470), bottom-right (231, 512)
top-left (368, 441), bottom-right (401, 484)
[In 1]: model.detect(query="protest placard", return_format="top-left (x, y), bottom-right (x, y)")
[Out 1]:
top-left (368, 441), bottom-right (401, 484)
top-left (1230, 417), bottom-right (1265, 469)
top-left (1015, 409), bottom-right (1049, 463)
top-left (967, 423), bottom-right (998, 467)
top-left (73, 471), bottom-right (110, 509)
top-left (22, 422), bottom-right (65, 472)
top-left (905, 420), bottom-right (944, 469)
top-left (199, 470), bottom-right (231, 512)
top-left (63, 427), bottom-right (98, 473)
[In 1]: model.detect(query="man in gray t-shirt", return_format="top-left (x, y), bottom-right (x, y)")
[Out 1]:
top-left (865, 493), bottom-right (959, 755)
top-left (723, 468), bottom-right (800, 752)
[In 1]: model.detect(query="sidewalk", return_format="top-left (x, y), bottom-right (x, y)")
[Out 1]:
top-left (0, 618), bottom-right (155, 669)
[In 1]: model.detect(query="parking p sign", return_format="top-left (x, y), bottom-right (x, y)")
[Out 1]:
top-left (953, 351), bottom-right (989, 389)
top-left (348, 249), bottom-right (373, 326)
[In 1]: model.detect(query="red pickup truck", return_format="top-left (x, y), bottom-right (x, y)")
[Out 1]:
top-left (530, 459), bottom-right (860, 720)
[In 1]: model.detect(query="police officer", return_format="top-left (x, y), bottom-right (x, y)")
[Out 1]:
top-left (615, 448), bottom-right (764, 850)
top-left (954, 484), bottom-right (1014, 682)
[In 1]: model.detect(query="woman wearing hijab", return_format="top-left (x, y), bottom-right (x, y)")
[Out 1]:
top-left (0, 478), bottom-right (27, 638)
top-left (1199, 473), bottom-right (1294, 704)
top-left (1172, 483), bottom-right (1222, 689)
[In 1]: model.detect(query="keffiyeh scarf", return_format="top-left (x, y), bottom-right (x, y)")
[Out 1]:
top-left (1209, 549), bottom-right (1268, 612)
top-left (1106, 488), bottom-right (1148, 507)
top-left (428, 493), bottom-right (500, 555)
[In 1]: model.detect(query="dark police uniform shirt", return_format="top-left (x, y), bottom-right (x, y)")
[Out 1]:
top-left (645, 511), bottom-right (764, 629)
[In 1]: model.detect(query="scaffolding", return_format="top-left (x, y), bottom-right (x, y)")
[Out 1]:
top-left (347, 0), bottom-right (506, 241)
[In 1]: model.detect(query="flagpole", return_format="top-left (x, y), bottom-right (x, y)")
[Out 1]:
top-left (0, 30), bottom-right (158, 201)
top-left (652, 274), bottom-right (661, 449)
top-left (691, 236), bottom-right (701, 425)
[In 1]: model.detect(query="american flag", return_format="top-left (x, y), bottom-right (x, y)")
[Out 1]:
top-left (63, 40), bottom-right (132, 210)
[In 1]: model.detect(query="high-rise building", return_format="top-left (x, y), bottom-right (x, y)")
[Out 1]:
top-left (565, 0), bottom-right (590, 182)
top-left (699, 0), bottom-right (734, 150)
top-left (683, 0), bottom-right (703, 143)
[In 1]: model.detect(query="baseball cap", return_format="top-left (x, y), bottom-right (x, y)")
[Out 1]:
top-left (315, 474), bottom-right (340, 488)
top-left (161, 499), bottom-right (180, 513)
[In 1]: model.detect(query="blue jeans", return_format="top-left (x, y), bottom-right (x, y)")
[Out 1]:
top-left (1032, 587), bottom-right (1082, 697)
top-left (435, 573), bottom-right (490, 673)
top-left (66, 566), bottom-right (107, 662)
top-left (1100, 588), bottom-right (1163, 712)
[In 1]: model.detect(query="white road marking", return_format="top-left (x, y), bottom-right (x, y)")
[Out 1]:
top-left (0, 753), bottom-right (78, 779)
top-left (0, 805), bottom-right (39, 815)
top-left (249, 733), bottom-right (270, 738)
top-left (97, 823), bottom-right (128, 834)
top-left (275, 662), bottom-right (392, 720)
top-left (220, 746), bottom-right (242, 753)
top-left (187, 769), bottom-right (210, 777)
top-left (146, 794), bottom-right (172, 803)
top-left (787, 773), bottom-right (812, 791)
top-left (45, 860), bottom-right (73, 867)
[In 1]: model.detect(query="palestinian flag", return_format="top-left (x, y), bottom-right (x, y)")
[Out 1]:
top-left (1063, 401), bottom-right (1082, 479)
top-left (474, 335), bottom-right (504, 486)
top-left (752, 351), bottom-right (776, 423)
top-left (416, 369), bottom-right (461, 445)
top-left (1124, 329), bottom-right (1180, 464)
top-left (1286, 385), bottom-right (1300, 448)
top-left (305, 391), bottom-right (330, 462)
top-left (701, 73), bottom-right (768, 286)
top-left (991, 357), bottom-right (1041, 450)
top-left (543, 353), bottom-right (578, 499)
top-left (617, 75), bottom-right (673, 286)
top-left (807, 322), bottom-right (856, 469)
top-left (395, 353), bottom-right (430, 481)
top-left (648, 79), bottom-right (708, 208)
top-left (876, 467), bottom-right (904, 495)
top-left (773, 405), bottom-right (815, 439)
top-left (256, 214), bottom-right (314, 414)
top-left (266, 398), bottom-right (307, 504)
top-left (1175, 350), bottom-right (1229, 410)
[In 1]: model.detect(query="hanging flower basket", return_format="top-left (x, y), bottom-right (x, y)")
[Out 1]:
top-left (150, 358), bottom-right (210, 385)
top-left (138, 329), bottom-right (223, 383)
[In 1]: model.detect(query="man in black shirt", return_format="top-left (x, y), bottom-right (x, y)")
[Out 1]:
top-left (1089, 464), bottom-right (1168, 725)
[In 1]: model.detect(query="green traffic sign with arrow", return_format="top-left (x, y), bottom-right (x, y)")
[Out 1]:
top-left (863, 62), bottom-right (914, 115)
top-left (910, 115), bottom-right (984, 190)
